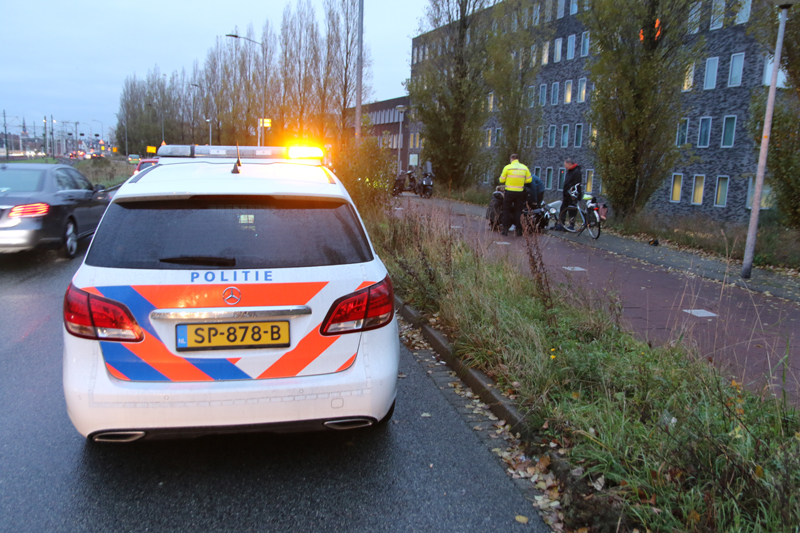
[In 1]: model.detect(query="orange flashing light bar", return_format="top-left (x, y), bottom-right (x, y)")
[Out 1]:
top-left (288, 146), bottom-right (324, 159)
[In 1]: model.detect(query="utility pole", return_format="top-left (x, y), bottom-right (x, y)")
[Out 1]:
top-left (355, 0), bottom-right (364, 142)
top-left (3, 110), bottom-right (8, 161)
top-left (44, 116), bottom-right (48, 156)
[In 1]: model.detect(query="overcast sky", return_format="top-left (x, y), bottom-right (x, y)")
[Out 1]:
top-left (0, 0), bottom-right (428, 142)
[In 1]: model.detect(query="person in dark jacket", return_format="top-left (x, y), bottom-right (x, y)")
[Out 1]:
top-left (555, 158), bottom-right (583, 230)
top-left (524, 172), bottom-right (546, 208)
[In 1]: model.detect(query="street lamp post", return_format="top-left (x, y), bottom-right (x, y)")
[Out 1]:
top-left (395, 105), bottom-right (406, 179)
top-left (741, 0), bottom-right (798, 279)
top-left (226, 33), bottom-right (268, 146)
top-left (206, 119), bottom-right (212, 146)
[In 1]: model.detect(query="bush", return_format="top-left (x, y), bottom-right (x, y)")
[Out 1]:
top-left (330, 137), bottom-right (395, 218)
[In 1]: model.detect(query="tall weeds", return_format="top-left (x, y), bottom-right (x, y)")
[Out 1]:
top-left (366, 206), bottom-right (800, 532)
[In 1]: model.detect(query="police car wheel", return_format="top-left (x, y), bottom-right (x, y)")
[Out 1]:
top-left (376, 400), bottom-right (396, 426)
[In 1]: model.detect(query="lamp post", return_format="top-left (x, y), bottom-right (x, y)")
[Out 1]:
top-left (226, 33), bottom-right (268, 146)
top-left (206, 119), bottom-right (212, 146)
top-left (395, 105), bottom-right (406, 178)
top-left (741, 0), bottom-right (798, 279)
top-left (92, 120), bottom-right (103, 141)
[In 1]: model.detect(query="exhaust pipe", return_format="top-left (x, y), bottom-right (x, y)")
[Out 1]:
top-left (92, 431), bottom-right (146, 443)
top-left (323, 418), bottom-right (374, 430)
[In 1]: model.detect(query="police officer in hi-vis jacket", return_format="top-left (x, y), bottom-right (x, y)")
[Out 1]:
top-left (499, 154), bottom-right (532, 237)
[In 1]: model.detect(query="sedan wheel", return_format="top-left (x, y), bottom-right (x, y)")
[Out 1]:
top-left (61, 220), bottom-right (78, 259)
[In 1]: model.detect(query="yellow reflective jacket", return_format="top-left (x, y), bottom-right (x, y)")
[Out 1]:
top-left (499, 160), bottom-right (532, 192)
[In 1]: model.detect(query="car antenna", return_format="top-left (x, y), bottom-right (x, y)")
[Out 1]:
top-left (232, 143), bottom-right (242, 174)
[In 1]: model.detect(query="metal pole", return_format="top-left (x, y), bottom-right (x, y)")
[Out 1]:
top-left (742, 6), bottom-right (790, 279)
top-left (44, 117), bottom-right (48, 157)
top-left (207, 119), bottom-right (212, 145)
top-left (355, 0), bottom-right (364, 142)
top-left (3, 110), bottom-right (8, 161)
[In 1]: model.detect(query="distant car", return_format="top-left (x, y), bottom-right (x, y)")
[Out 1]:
top-left (132, 158), bottom-right (158, 175)
top-left (127, 154), bottom-right (141, 165)
top-left (0, 163), bottom-right (110, 258)
top-left (63, 144), bottom-right (399, 442)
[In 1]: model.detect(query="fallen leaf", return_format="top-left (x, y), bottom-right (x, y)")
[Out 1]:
top-left (571, 391), bottom-right (581, 400)
top-left (591, 475), bottom-right (605, 491)
top-left (688, 510), bottom-right (700, 523)
top-left (542, 421), bottom-right (549, 429)
top-left (397, 373), bottom-right (406, 378)
top-left (515, 515), bottom-right (529, 524)
top-left (755, 465), bottom-right (764, 478)
top-left (421, 413), bottom-right (432, 418)
top-left (473, 425), bottom-right (483, 431)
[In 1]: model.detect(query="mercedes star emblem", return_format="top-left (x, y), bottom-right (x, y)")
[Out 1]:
top-left (222, 286), bottom-right (242, 306)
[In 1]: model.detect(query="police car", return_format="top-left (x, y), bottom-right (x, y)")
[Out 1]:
top-left (63, 145), bottom-right (399, 442)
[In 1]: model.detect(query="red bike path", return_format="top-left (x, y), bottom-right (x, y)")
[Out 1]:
top-left (397, 194), bottom-right (800, 402)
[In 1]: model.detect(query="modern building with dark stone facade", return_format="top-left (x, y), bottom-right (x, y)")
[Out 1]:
top-left (405, 0), bottom-right (775, 223)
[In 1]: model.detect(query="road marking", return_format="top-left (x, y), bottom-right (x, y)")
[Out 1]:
top-left (450, 226), bottom-right (462, 229)
top-left (494, 241), bottom-right (511, 245)
top-left (683, 309), bottom-right (717, 318)
top-left (563, 266), bottom-right (587, 272)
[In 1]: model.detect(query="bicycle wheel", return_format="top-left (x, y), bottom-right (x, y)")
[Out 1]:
top-left (559, 205), bottom-right (584, 233)
top-left (586, 209), bottom-right (601, 239)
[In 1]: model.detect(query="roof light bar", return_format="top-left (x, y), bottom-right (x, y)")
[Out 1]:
top-left (288, 146), bottom-right (324, 159)
top-left (156, 145), bottom-right (293, 159)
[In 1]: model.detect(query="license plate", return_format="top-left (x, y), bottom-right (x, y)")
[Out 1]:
top-left (175, 321), bottom-right (290, 351)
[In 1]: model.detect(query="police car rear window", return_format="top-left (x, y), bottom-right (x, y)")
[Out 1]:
top-left (86, 196), bottom-right (373, 269)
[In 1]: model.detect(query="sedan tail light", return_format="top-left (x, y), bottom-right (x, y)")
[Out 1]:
top-left (64, 284), bottom-right (144, 342)
top-left (9, 203), bottom-right (50, 218)
top-left (320, 276), bottom-right (394, 335)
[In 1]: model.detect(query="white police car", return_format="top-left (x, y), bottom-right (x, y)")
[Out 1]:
top-left (63, 145), bottom-right (399, 442)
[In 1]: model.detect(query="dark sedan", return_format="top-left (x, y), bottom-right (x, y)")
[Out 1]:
top-left (0, 164), bottom-right (110, 258)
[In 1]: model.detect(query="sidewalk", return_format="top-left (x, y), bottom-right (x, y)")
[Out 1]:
top-left (399, 194), bottom-right (800, 399)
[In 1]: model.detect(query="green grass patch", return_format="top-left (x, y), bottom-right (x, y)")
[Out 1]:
top-left (608, 212), bottom-right (800, 270)
top-left (365, 206), bottom-right (800, 532)
top-left (10, 157), bottom-right (59, 164)
top-left (433, 184), bottom-right (493, 206)
top-left (73, 158), bottom-right (132, 188)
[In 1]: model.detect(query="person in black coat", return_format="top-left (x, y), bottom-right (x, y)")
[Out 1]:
top-left (556, 158), bottom-right (583, 230)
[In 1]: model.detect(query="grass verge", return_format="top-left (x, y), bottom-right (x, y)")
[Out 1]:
top-left (365, 206), bottom-right (800, 532)
top-left (433, 185), bottom-right (494, 206)
top-left (73, 158), bottom-right (132, 188)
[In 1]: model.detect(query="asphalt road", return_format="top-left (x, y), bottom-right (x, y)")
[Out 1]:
top-left (0, 243), bottom-right (541, 532)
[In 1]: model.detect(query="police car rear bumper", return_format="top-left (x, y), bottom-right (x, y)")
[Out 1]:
top-left (63, 320), bottom-right (400, 439)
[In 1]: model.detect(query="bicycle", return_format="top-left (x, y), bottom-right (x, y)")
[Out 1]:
top-left (559, 185), bottom-right (601, 239)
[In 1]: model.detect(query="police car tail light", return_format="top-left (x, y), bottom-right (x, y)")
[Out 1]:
top-left (9, 203), bottom-right (50, 218)
top-left (321, 276), bottom-right (394, 335)
top-left (64, 284), bottom-right (144, 342)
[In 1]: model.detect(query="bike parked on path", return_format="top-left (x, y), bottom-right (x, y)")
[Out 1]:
top-left (559, 185), bottom-right (602, 240)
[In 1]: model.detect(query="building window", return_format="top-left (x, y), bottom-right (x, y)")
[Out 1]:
top-left (580, 32), bottom-right (590, 57)
top-left (554, 38), bottom-right (562, 62)
top-left (689, 2), bottom-right (702, 34)
top-left (721, 115), bottom-right (736, 147)
top-left (570, 0), bottom-right (578, 15)
top-left (736, 0), bottom-right (751, 24)
top-left (567, 35), bottom-right (575, 60)
top-left (527, 86), bottom-right (535, 107)
top-left (575, 123), bottom-right (583, 147)
top-left (728, 53), bottom-right (744, 86)
top-left (692, 175), bottom-right (705, 205)
top-left (704, 57), bottom-right (719, 89)
top-left (545, 0), bottom-right (553, 22)
top-left (525, 126), bottom-right (532, 147)
top-left (747, 176), bottom-right (774, 209)
top-left (486, 129), bottom-right (492, 147)
top-left (545, 167), bottom-right (554, 189)
top-left (557, 0), bottom-right (565, 18)
top-left (534, 166), bottom-right (541, 179)
top-left (585, 169), bottom-right (595, 193)
top-left (698, 117), bottom-right (712, 147)
top-left (539, 84), bottom-right (547, 106)
top-left (533, 3), bottom-right (541, 25)
top-left (710, 0), bottom-right (724, 30)
top-left (531, 45), bottom-right (537, 67)
top-left (671, 174), bottom-right (683, 203)
top-left (763, 56), bottom-right (790, 87)
top-left (557, 168), bottom-right (566, 190)
top-left (537, 126), bottom-right (544, 147)
top-left (564, 80), bottom-right (573, 103)
top-left (683, 63), bottom-right (695, 91)
top-left (548, 125), bottom-right (557, 147)
top-left (715, 176), bottom-right (729, 207)
top-left (487, 92), bottom-right (494, 112)
top-left (677, 118), bottom-right (689, 146)
top-left (578, 78), bottom-right (587, 102)
top-left (495, 128), bottom-right (501, 145)
top-left (561, 125), bottom-right (570, 147)
top-left (542, 41), bottom-right (549, 65)
top-left (551, 82), bottom-right (559, 105)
